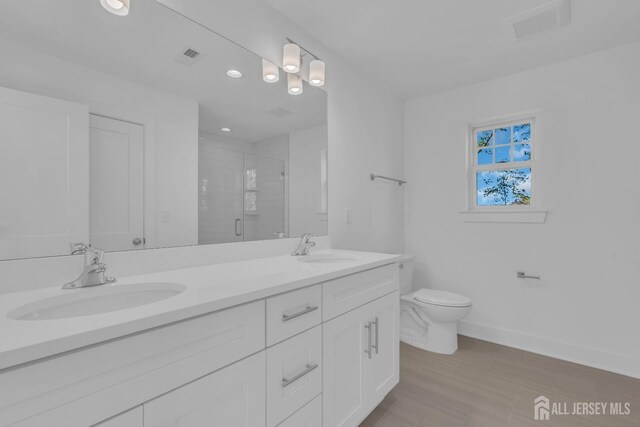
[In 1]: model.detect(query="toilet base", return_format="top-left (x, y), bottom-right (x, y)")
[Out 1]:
top-left (400, 321), bottom-right (459, 355)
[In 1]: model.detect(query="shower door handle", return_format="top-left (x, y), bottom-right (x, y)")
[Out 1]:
top-left (235, 218), bottom-right (242, 236)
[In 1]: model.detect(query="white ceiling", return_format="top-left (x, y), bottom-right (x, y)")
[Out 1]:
top-left (264, 0), bottom-right (640, 98)
top-left (0, 0), bottom-right (326, 142)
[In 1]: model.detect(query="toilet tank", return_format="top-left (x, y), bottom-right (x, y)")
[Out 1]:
top-left (398, 254), bottom-right (415, 294)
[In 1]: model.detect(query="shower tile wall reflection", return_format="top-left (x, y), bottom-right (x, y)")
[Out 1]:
top-left (199, 132), bottom-right (296, 244)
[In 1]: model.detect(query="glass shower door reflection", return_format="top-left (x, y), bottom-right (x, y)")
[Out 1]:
top-left (243, 154), bottom-right (285, 241)
top-left (198, 145), bottom-right (285, 244)
top-left (198, 146), bottom-right (245, 244)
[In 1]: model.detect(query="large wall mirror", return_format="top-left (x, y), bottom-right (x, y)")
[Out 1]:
top-left (0, 0), bottom-right (328, 261)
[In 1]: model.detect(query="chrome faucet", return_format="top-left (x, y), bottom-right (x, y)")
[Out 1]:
top-left (63, 247), bottom-right (116, 289)
top-left (70, 242), bottom-right (89, 255)
top-left (291, 233), bottom-right (316, 256)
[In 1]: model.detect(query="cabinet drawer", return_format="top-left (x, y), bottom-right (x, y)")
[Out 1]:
top-left (2, 301), bottom-right (265, 427)
top-left (144, 351), bottom-right (265, 427)
top-left (267, 326), bottom-right (322, 427)
top-left (322, 264), bottom-right (398, 320)
top-left (267, 285), bottom-right (322, 346)
top-left (277, 395), bottom-right (321, 427)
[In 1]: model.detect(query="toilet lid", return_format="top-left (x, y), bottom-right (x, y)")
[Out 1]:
top-left (413, 289), bottom-right (472, 307)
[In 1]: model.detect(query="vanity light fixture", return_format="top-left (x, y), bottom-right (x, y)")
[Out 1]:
top-left (309, 59), bottom-right (325, 87)
top-left (282, 43), bottom-right (301, 73)
top-left (262, 59), bottom-right (280, 83)
top-left (221, 127), bottom-right (232, 132)
top-left (226, 69), bottom-right (243, 79)
top-left (287, 73), bottom-right (303, 95)
top-left (100, 0), bottom-right (130, 16)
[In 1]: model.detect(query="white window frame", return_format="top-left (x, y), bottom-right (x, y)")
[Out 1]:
top-left (462, 113), bottom-right (547, 223)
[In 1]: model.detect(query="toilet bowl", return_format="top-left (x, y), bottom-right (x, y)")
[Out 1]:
top-left (398, 255), bottom-right (472, 355)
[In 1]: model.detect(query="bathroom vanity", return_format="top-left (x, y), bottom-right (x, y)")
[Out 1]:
top-left (0, 250), bottom-right (400, 427)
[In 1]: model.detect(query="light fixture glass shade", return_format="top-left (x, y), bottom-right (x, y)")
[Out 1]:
top-left (283, 43), bottom-right (301, 73)
top-left (262, 59), bottom-right (279, 83)
top-left (309, 59), bottom-right (326, 87)
top-left (100, 0), bottom-right (130, 16)
top-left (287, 73), bottom-right (303, 95)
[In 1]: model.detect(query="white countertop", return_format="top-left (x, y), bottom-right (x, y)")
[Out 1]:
top-left (0, 249), bottom-right (401, 371)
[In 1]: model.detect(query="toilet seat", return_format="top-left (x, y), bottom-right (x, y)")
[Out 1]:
top-left (412, 289), bottom-right (472, 307)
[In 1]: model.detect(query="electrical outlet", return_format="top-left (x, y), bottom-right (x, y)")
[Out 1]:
top-left (160, 210), bottom-right (171, 223)
top-left (344, 208), bottom-right (352, 224)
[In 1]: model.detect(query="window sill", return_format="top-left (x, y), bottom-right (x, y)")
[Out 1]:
top-left (459, 210), bottom-right (547, 224)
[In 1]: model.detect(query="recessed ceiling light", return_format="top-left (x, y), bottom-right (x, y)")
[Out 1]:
top-left (221, 127), bottom-right (232, 132)
top-left (100, 0), bottom-right (130, 16)
top-left (226, 70), bottom-right (242, 78)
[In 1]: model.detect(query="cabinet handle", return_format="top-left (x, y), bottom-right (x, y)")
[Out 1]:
top-left (282, 363), bottom-right (319, 388)
top-left (372, 317), bottom-right (379, 354)
top-left (235, 218), bottom-right (242, 236)
top-left (364, 322), bottom-right (372, 359)
top-left (282, 305), bottom-right (318, 322)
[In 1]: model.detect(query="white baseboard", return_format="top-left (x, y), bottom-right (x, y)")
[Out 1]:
top-left (458, 320), bottom-right (640, 379)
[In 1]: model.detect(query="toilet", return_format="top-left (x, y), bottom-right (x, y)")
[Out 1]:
top-left (398, 255), bottom-right (472, 354)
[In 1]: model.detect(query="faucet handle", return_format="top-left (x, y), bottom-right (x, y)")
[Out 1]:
top-left (70, 242), bottom-right (89, 255)
top-left (85, 247), bottom-right (105, 265)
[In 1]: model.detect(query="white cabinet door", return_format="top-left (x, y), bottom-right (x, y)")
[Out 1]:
top-left (322, 291), bottom-right (400, 427)
top-left (366, 292), bottom-right (399, 407)
top-left (89, 114), bottom-right (144, 252)
top-left (322, 303), bottom-right (370, 427)
top-left (0, 86), bottom-right (89, 260)
top-left (143, 351), bottom-right (265, 427)
top-left (93, 407), bottom-right (142, 427)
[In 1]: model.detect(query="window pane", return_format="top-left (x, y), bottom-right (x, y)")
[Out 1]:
top-left (495, 146), bottom-right (510, 163)
top-left (477, 148), bottom-right (493, 165)
top-left (477, 130), bottom-right (493, 147)
top-left (476, 168), bottom-right (531, 206)
top-left (244, 191), bottom-right (257, 211)
top-left (513, 123), bottom-right (531, 142)
top-left (495, 127), bottom-right (511, 145)
top-left (513, 144), bottom-right (531, 162)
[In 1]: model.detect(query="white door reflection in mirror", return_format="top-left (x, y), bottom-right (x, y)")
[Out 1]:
top-left (0, 87), bottom-right (89, 260)
top-left (89, 115), bottom-right (144, 252)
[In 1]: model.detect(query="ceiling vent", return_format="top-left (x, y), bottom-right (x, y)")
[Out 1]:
top-left (175, 48), bottom-right (203, 65)
top-left (504, 0), bottom-right (571, 41)
top-left (265, 106), bottom-right (294, 118)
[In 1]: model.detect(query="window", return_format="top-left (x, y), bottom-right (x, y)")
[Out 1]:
top-left (471, 118), bottom-right (534, 208)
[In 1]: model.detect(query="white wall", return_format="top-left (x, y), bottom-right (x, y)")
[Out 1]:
top-left (0, 38), bottom-right (199, 249)
top-left (405, 41), bottom-right (640, 377)
top-left (289, 125), bottom-right (328, 236)
top-left (158, 0), bottom-right (405, 255)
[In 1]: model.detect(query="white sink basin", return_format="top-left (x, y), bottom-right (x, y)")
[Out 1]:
top-left (8, 283), bottom-right (185, 321)
top-left (297, 254), bottom-right (358, 264)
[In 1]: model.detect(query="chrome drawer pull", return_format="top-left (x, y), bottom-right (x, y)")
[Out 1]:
top-left (282, 305), bottom-right (318, 322)
top-left (372, 317), bottom-right (379, 354)
top-left (282, 363), bottom-right (319, 388)
top-left (364, 322), bottom-right (372, 359)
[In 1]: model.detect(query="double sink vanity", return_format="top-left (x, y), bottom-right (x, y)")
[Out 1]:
top-left (0, 248), bottom-right (401, 427)
top-left (0, 1), bottom-right (398, 426)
